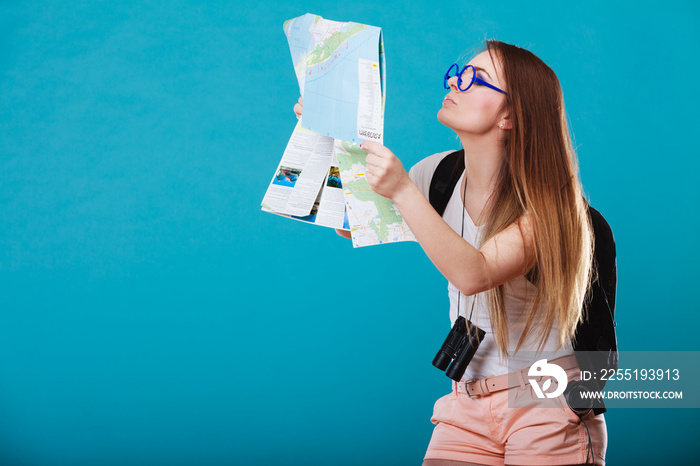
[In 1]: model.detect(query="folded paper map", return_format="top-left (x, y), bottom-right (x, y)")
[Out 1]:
top-left (261, 13), bottom-right (415, 247)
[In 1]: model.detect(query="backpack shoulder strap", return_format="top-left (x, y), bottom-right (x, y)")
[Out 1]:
top-left (588, 205), bottom-right (617, 316)
top-left (574, 203), bottom-right (618, 414)
top-left (575, 203), bottom-right (618, 352)
top-left (428, 150), bottom-right (465, 216)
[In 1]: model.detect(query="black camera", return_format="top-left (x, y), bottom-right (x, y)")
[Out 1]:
top-left (432, 316), bottom-right (485, 381)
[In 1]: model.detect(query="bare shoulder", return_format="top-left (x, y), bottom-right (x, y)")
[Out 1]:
top-left (408, 150), bottom-right (457, 196)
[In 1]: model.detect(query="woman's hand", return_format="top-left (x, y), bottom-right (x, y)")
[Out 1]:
top-left (293, 96), bottom-right (303, 119)
top-left (361, 140), bottom-right (411, 200)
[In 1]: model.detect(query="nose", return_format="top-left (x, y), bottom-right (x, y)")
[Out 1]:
top-left (447, 75), bottom-right (460, 91)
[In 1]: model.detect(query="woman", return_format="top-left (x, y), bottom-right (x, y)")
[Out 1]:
top-left (294, 40), bottom-right (606, 466)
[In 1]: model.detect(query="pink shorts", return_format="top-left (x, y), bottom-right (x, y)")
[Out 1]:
top-left (424, 367), bottom-right (607, 465)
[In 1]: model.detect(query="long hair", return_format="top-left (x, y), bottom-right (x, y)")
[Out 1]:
top-left (477, 40), bottom-right (594, 356)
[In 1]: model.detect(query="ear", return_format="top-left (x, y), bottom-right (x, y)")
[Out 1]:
top-left (498, 116), bottom-right (513, 130)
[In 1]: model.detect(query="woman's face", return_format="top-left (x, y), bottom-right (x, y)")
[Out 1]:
top-left (437, 51), bottom-right (509, 136)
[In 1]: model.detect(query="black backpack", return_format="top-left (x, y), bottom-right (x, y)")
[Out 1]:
top-left (428, 150), bottom-right (618, 415)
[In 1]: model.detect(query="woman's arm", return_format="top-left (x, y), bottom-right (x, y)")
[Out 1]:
top-left (394, 182), bottom-right (534, 294)
top-left (362, 140), bottom-right (535, 295)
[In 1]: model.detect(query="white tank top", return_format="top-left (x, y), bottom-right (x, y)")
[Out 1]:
top-left (409, 151), bottom-right (573, 380)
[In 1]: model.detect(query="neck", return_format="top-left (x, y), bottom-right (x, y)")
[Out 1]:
top-left (457, 131), bottom-right (505, 196)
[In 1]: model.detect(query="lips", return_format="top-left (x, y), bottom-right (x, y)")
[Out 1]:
top-left (443, 95), bottom-right (456, 105)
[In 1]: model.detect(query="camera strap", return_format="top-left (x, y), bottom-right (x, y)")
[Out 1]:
top-left (457, 168), bottom-right (477, 323)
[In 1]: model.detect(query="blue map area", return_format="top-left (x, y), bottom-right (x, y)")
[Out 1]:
top-left (284, 14), bottom-right (385, 143)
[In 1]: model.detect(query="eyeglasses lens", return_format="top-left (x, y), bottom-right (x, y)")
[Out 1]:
top-left (458, 66), bottom-right (474, 91)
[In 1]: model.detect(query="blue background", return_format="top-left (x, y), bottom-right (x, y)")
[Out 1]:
top-left (1, 1), bottom-right (698, 465)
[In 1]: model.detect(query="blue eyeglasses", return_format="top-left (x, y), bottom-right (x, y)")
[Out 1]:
top-left (443, 64), bottom-right (508, 95)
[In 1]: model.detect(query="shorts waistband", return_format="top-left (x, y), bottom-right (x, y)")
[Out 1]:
top-left (454, 354), bottom-right (579, 397)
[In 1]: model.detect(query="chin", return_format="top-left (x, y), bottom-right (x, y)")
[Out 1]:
top-left (437, 110), bottom-right (487, 135)
top-left (437, 108), bottom-right (457, 130)
top-left (437, 108), bottom-right (449, 126)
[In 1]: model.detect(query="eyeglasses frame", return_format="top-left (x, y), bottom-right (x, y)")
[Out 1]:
top-left (443, 63), bottom-right (508, 95)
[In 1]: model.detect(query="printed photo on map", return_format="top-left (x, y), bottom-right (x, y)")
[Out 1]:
top-left (327, 166), bottom-right (342, 188)
top-left (273, 167), bottom-right (301, 188)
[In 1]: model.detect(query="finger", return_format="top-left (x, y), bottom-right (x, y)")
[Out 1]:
top-left (365, 172), bottom-right (379, 193)
top-left (365, 152), bottom-right (380, 168)
top-left (360, 140), bottom-right (380, 153)
top-left (294, 96), bottom-right (303, 118)
top-left (362, 141), bottom-right (393, 162)
top-left (365, 156), bottom-right (386, 175)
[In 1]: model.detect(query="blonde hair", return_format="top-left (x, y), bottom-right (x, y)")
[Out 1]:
top-left (478, 40), bottom-right (594, 356)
